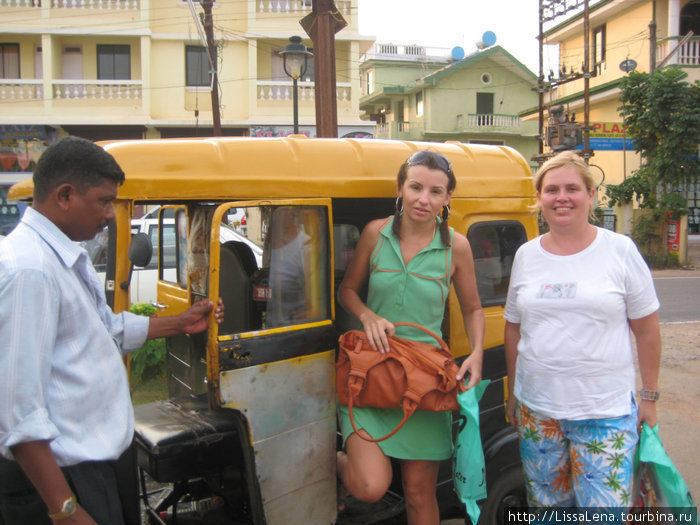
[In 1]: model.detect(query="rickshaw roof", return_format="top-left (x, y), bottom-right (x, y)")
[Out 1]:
top-left (9, 137), bottom-right (534, 201)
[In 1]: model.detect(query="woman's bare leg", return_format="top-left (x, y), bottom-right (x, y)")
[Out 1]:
top-left (337, 431), bottom-right (393, 503)
top-left (401, 459), bottom-right (440, 525)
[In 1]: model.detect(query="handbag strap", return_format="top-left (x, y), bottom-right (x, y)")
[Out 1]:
top-left (347, 388), bottom-right (420, 443)
top-left (392, 322), bottom-right (449, 353)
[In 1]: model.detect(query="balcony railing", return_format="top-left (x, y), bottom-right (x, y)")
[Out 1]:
top-left (374, 121), bottom-right (418, 139)
top-left (257, 0), bottom-right (350, 15)
top-left (52, 80), bottom-right (142, 100)
top-left (0, 0), bottom-right (41, 6)
top-left (464, 114), bottom-right (521, 129)
top-left (257, 80), bottom-right (351, 102)
top-left (1, 0), bottom-right (139, 8)
top-left (362, 43), bottom-right (449, 62)
top-left (657, 36), bottom-right (700, 66)
top-left (0, 80), bottom-right (44, 100)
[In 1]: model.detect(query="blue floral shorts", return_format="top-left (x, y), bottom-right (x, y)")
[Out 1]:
top-left (516, 402), bottom-right (638, 508)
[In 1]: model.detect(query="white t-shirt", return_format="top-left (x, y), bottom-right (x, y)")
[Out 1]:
top-left (504, 227), bottom-right (659, 420)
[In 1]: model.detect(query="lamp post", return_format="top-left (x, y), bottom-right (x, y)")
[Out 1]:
top-left (280, 36), bottom-right (312, 134)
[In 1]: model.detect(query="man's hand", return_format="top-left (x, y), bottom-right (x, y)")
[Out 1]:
top-left (180, 297), bottom-right (224, 334)
top-left (147, 297), bottom-right (224, 339)
top-left (10, 441), bottom-right (98, 525)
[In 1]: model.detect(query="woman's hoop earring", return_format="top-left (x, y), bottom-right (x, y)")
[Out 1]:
top-left (395, 197), bottom-right (403, 214)
top-left (442, 204), bottom-right (450, 219)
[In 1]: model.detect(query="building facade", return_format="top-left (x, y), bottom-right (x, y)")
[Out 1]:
top-left (527, 0), bottom-right (700, 234)
top-left (0, 0), bottom-right (374, 229)
top-left (359, 43), bottom-right (540, 169)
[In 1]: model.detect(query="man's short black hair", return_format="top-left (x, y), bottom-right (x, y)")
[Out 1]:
top-left (33, 136), bottom-right (125, 202)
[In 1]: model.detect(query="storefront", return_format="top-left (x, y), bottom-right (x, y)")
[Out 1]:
top-left (0, 125), bottom-right (54, 234)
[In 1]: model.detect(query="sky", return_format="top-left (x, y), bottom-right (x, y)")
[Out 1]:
top-left (356, 0), bottom-right (558, 75)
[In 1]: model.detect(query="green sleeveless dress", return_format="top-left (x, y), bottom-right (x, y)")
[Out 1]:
top-left (337, 217), bottom-right (454, 460)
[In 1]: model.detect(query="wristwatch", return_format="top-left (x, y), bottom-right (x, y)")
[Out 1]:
top-left (640, 389), bottom-right (660, 401)
top-left (48, 495), bottom-right (77, 522)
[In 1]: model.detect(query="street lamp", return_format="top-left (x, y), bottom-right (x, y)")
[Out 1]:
top-left (279, 36), bottom-right (312, 134)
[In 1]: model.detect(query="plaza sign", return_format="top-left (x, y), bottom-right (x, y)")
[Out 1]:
top-left (576, 122), bottom-right (636, 151)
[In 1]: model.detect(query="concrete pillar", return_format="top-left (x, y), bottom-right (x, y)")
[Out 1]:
top-left (41, 34), bottom-right (52, 112)
top-left (669, 0), bottom-right (680, 37)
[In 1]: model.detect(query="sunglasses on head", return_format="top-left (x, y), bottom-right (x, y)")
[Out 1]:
top-left (406, 150), bottom-right (453, 174)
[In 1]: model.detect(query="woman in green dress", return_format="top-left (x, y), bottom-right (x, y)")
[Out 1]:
top-left (337, 150), bottom-right (485, 525)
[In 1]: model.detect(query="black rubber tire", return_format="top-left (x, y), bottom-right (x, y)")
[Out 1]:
top-left (476, 466), bottom-right (527, 525)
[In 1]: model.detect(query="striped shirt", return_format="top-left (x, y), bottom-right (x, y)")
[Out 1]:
top-left (0, 208), bottom-right (149, 465)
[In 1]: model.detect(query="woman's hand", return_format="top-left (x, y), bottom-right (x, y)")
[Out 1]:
top-left (456, 350), bottom-right (482, 389)
top-left (506, 395), bottom-right (518, 429)
top-left (637, 399), bottom-right (657, 429)
top-left (359, 312), bottom-right (395, 354)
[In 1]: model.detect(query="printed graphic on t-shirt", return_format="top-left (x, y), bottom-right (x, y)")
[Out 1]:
top-left (536, 282), bottom-right (577, 298)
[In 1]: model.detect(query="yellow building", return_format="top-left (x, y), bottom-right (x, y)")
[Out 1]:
top-left (0, 0), bottom-right (374, 218)
top-left (525, 0), bottom-right (700, 235)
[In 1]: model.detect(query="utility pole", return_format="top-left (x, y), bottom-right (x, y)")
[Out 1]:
top-left (583, 0), bottom-right (591, 160)
top-left (535, 0), bottom-right (591, 165)
top-left (202, 0), bottom-right (222, 136)
top-left (537, 0), bottom-right (545, 155)
top-left (649, 0), bottom-right (657, 73)
top-left (301, 0), bottom-right (347, 138)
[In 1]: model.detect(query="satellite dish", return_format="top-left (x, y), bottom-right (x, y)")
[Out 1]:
top-left (451, 46), bottom-right (465, 60)
top-left (476, 31), bottom-right (497, 49)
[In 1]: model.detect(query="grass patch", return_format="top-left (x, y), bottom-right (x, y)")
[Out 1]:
top-left (131, 375), bottom-right (168, 405)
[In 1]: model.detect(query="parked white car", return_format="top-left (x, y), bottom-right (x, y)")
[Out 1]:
top-left (84, 218), bottom-right (262, 305)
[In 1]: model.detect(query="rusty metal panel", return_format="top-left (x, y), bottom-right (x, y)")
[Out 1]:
top-left (254, 417), bottom-right (337, 524)
top-left (219, 350), bottom-right (337, 525)
top-left (219, 350), bottom-right (335, 440)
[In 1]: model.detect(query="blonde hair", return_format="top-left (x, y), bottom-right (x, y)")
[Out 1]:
top-left (534, 151), bottom-right (597, 222)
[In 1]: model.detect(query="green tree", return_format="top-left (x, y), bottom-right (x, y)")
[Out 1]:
top-left (605, 67), bottom-right (700, 266)
top-left (130, 303), bottom-right (167, 382)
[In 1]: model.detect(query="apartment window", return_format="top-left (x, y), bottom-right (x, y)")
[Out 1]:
top-left (34, 45), bottom-right (42, 79)
top-left (416, 91), bottom-right (423, 117)
top-left (97, 45), bottom-right (130, 80)
top-left (476, 92), bottom-right (494, 126)
top-left (593, 25), bottom-right (606, 75)
top-left (186, 45), bottom-right (211, 87)
top-left (366, 69), bottom-right (374, 95)
top-left (476, 92), bottom-right (494, 114)
top-left (0, 44), bottom-right (20, 79)
top-left (396, 100), bottom-right (405, 122)
top-left (62, 46), bottom-right (83, 80)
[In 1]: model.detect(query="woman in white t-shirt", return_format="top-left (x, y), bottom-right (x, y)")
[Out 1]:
top-left (504, 151), bottom-right (662, 508)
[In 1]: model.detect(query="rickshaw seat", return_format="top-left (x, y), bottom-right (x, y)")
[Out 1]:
top-left (133, 395), bottom-right (239, 483)
top-left (218, 241), bottom-right (256, 334)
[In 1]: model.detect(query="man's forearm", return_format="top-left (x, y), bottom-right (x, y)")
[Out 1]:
top-left (11, 440), bottom-right (74, 514)
top-left (147, 313), bottom-right (186, 340)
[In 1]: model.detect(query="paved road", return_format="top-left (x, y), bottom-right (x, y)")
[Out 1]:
top-left (652, 233), bottom-right (700, 322)
top-left (646, 237), bottom-right (699, 509)
top-left (653, 270), bottom-right (700, 323)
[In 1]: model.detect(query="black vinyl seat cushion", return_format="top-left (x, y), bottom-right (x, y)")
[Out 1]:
top-left (133, 395), bottom-right (240, 483)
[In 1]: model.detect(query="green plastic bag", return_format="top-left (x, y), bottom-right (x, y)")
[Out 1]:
top-left (631, 423), bottom-right (697, 525)
top-left (452, 380), bottom-right (490, 525)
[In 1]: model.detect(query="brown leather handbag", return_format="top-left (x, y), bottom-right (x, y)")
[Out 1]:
top-left (336, 322), bottom-right (465, 442)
